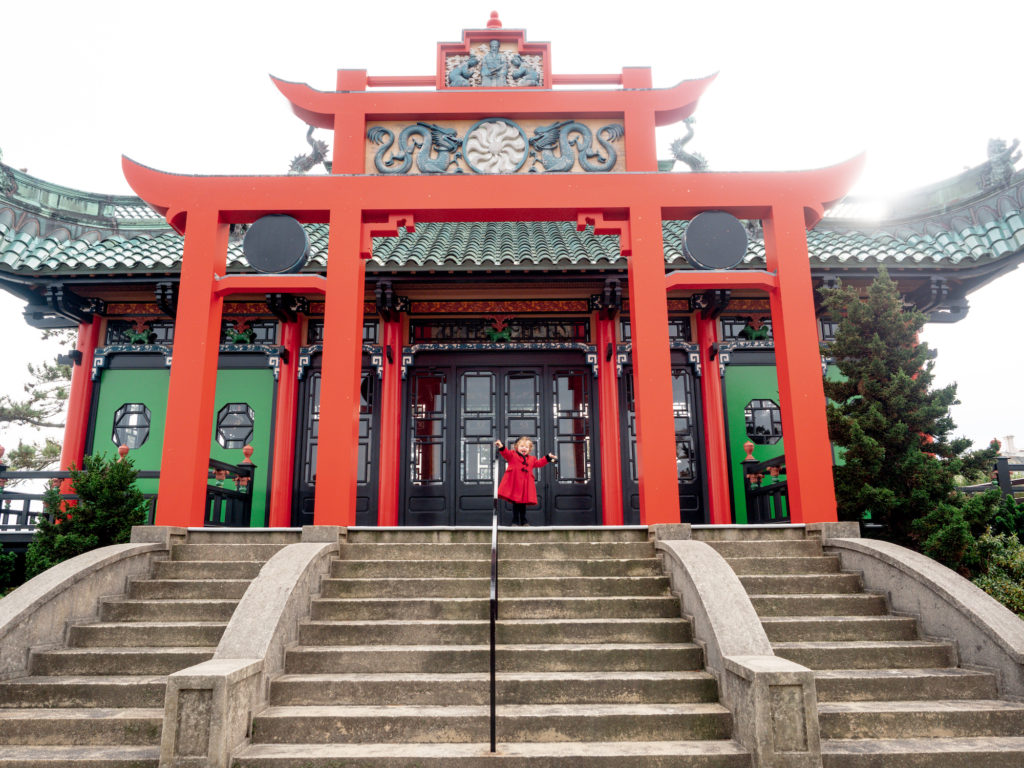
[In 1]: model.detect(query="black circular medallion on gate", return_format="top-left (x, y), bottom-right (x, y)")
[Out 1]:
top-left (242, 215), bottom-right (310, 273)
top-left (683, 211), bottom-right (748, 270)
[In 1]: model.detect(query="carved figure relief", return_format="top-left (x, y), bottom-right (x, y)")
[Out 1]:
top-left (445, 48), bottom-right (543, 87)
top-left (367, 118), bottom-right (622, 174)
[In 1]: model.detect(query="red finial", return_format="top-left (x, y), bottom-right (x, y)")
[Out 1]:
top-left (742, 440), bottom-right (755, 462)
top-left (117, 445), bottom-right (130, 461)
top-left (242, 445), bottom-right (254, 464)
top-left (487, 11), bottom-right (502, 28)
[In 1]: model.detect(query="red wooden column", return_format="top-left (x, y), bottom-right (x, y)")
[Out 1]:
top-left (154, 208), bottom-right (229, 527)
top-left (593, 311), bottom-right (623, 525)
top-left (626, 206), bottom-right (679, 525)
top-left (763, 206), bottom-right (837, 523)
top-left (376, 316), bottom-right (404, 526)
top-left (59, 319), bottom-right (102, 472)
top-left (267, 318), bottom-right (301, 527)
top-left (694, 311), bottom-right (732, 524)
top-left (314, 207), bottom-right (367, 526)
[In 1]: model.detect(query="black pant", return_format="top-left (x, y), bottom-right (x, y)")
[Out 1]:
top-left (512, 503), bottom-right (527, 525)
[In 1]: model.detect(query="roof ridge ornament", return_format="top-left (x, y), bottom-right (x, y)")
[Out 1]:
top-left (670, 117), bottom-right (708, 172)
top-left (487, 11), bottom-right (502, 29)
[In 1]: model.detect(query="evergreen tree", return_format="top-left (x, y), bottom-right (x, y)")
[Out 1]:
top-left (24, 453), bottom-right (148, 579)
top-left (820, 267), bottom-right (998, 547)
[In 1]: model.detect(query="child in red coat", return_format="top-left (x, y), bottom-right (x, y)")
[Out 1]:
top-left (494, 437), bottom-right (558, 526)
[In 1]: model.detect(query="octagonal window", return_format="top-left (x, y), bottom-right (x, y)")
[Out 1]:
top-left (217, 403), bottom-right (254, 450)
top-left (744, 399), bottom-right (782, 445)
top-left (112, 403), bottom-right (151, 449)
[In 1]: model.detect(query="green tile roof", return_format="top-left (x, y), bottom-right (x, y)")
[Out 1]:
top-left (3, 212), bottom-right (1024, 277)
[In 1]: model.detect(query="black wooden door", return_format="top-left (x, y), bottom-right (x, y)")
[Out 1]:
top-left (620, 356), bottom-right (705, 524)
top-left (402, 353), bottom-right (598, 526)
top-left (293, 355), bottom-right (380, 526)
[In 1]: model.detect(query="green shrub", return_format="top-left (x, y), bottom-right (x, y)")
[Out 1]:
top-left (24, 454), bottom-right (148, 580)
top-left (0, 543), bottom-right (16, 594)
top-left (970, 531), bottom-right (1024, 617)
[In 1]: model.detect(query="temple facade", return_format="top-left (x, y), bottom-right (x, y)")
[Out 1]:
top-left (1, 17), bottom-right (1021, 529)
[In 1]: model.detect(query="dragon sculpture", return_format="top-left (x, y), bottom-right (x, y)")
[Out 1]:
top-left (368, 123), bottom-right (464, 174)
top-left (670, 117), bottom-right (708, 172)
top-left (528, 121), bottom-right (625, 172)
top-left (288, 126), bottom-right (330, 174)
top-left (985, 137), bottom-right (1021, 187)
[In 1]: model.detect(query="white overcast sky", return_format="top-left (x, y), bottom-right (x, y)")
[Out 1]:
top-left (1, 0), bottom-right (1022, 453)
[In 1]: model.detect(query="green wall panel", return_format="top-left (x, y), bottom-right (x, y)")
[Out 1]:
top-left (723, 363), bottom-right (785, 524)
top-left (91, 365), bottom-right (274, 527)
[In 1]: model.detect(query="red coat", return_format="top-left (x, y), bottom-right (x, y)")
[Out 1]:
top-left (497, 448), bottom-right (550, 505)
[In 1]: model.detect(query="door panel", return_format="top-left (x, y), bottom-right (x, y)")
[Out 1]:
top-left (620, 357), bottom-right (705, 524)
top-left (402, 354), bottom-right (598, 526)
top-left (293, 357), bottom-right (380, 526)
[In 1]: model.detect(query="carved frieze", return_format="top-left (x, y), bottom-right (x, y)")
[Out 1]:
top-left (366, 118), bottom-right (625, 175)
top-left (446, 41), bottom-right (544, 88)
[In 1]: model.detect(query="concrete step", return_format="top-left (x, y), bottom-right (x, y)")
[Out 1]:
top-left (817, 699), bottom-right (1024, 739)
top-left (725, 555), bottom-right (841, 575)
top-left (739, 573), bottom-right (862, 595)
top-left (760, 616), bottom-right (918, 642)
top-left (704, 539), bottom-right (823, 558)
top-left (297, 618), bottom-right (691, 646)
top-left (318, 576), bottom-right (670, 599)
top-left (772, 641), bottom-right (955, 670)
top-left (29, 647), bottom-right (214, 676)
top-left (231, 739), bottom-right (752, 767)
top-left (0, 745), bottom-right (160, 767)
top-left (347, 527), bottom-right (650, 544)
top-left (750, 594), bottom-right (887, 617)
top-left (0, 707), bottom-right (162, 745)
top-left (821, 736), bottom-right (1024, 767)
top-left (100, 598), bottom-right (238, 622)
top-left (184, 529), bottom-right (301, 545)
top-left (67, 621), bottom-right (225, 648)
top-left (814, 668), bottom-right (999, 702)
top-left (170, 542), bottom-right (289, 561)
top-left (338, 541), bottom-right (656, 561)
top-left (330, 557), bottom-right (663, 579)
top-left (283, 643), bottom-right (704, 674)
top-left (127, 578), bottom-right (251, 600)
top-left (691, 525), bottom-right (807, 541)
top-left (152, 559), bottom-right (263, 580)
top-left (0, 675), bottom-right (167, 708)
top-left (269, 670), bottom-right (718, 706)
top-left (310, 596), bottom-right (682, 621)
top-left (249, 703), bottom-right (733, 744)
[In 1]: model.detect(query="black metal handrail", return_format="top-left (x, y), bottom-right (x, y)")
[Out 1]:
top-left (960, 457), bottom-right (1024, 499)
top-left (204, 458), bottom-right (258, 527)
top-left (489, 504), bottom-right (499, 753)
top-left (742, 454), bottom-right (790, 524)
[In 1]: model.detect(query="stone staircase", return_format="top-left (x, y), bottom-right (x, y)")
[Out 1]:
top-left (0, 529), bottom-right (300, 768)
top-left (231, 527), bottom-right (751, 766)
top-left (695, 526), bottom-right (1024, 767)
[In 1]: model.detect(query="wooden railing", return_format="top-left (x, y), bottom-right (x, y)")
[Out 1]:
top-left (741, 442), bottom-right (790, 524)
top-left (960, 457), bottom-right (1024, 500)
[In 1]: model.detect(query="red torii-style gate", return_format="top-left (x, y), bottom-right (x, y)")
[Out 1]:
top-left (123, 18), bottom-right (858, 528)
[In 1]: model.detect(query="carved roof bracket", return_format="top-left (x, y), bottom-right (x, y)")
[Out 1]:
top-left (155, 281), bottom-right (177, 318)
top-left (45, 283), bottom-right (105, 324)
top-left (266, 293), bottom-right (309, 323)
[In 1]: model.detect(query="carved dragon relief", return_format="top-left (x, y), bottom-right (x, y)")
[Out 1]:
top-left (367, 119), bottom-right (623, 175)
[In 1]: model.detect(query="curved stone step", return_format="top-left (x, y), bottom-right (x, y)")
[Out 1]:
top-left (0, 707), bottom-right (163, 745)
top-left (330, 557), bottom-right (662, 579)
top-left (739, 573), bottom-right (862, 595)
top-left (249, 702), bottom-right (733, 744)
top-left (152, 559), bottom-right (263, 580)
top-left (231, 739), bottom-right (752, 767)
top-left (772, 640), bottom-right (954, 670)
top-left (170, 543), bottom-right (288, 561)
top-left (29, 647), bottom-right (214, 676)
top-left (283, 643), bottom-right (704, 674)
top-left (318, 576), bottom-right (670, 599)
top-left (128, 578), bottom-right (251, 600)
top-left (297, 618), bottom-right (691, 646)
top-left (0, 745), bottom-right (160, 767)
top-left (68, 621), bottom-right (226, 648)
top-left (725, 555), bottom-right (841, 575)
top-left (814, 668), bottom-right (999, 702)
top-left (346, 527), bottom-right (651, 544)
top-left (99, 598), bottom-right (238, 622)
top-left (760, 615), bottom-right (917, 642)
top-left (338, 541), bottom-right (655, 561)
top-left (821, 736), bottom-right (1024, 767)
top-left (0, 675), bottom-right (167, 709)
top-left (310, 596), bottom-right (682, 621)
top-left (750, 594), bottom-right (887, 617)
top-left (268, 670), bottom-right (718, 706)
top-left (818, 699), bottom-right (1024, 739)
top-left (704, 539), bottom-right (823, 558)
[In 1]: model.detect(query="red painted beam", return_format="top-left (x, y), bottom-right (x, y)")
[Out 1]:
top-left (270, 74), bottom-right (716, 128)
top-left (213, 274), bottom-right (328, 296)
top-left (59, 320), bottom-right (101, 473)
top-left (666, 270), bottom-right (777, 292)
top-left (122, 156), bottom-right (864, 231)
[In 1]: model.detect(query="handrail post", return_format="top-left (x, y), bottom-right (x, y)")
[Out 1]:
top-left (489, 455), bottom-right (499, 753)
